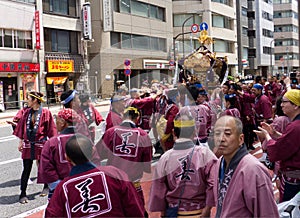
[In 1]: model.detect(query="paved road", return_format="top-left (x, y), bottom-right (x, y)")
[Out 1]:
top-left (0, 103), bottom-right (110, 218)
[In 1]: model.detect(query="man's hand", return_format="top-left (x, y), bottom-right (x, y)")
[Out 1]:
top-left (18, 140), bottom-right (23, 152)
top-left (261, 122), bottom-right (274, 135)
top-left (254, 126), bottom-right (270, 141)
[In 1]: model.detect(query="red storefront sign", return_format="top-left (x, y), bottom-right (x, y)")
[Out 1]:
top-left (35, 11), bottom-right (40, 50)
top-left (0, 62), bottom-right (40, 72)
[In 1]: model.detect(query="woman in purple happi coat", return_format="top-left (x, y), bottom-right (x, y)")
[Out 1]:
top-left (14, 91), bottom-right (57, 204)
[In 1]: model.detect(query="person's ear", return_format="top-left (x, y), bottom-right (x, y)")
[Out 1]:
top-left (239, 133), bottom-right (244, 146)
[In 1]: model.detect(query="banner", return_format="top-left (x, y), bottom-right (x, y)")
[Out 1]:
top-left (35, 11), bottom-right (41, 50)
top-left (47, 60), bottom-right (74, 73)
top-left (82, 2), bottom-right (92, 40)
top-left (0, 62), bottom-right (40, 72)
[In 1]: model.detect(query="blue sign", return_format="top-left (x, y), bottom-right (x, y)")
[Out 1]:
top-left (124, 68), bottom-right (131, 76)
top-left (199, 22), bottom-right (208, 31)
top-left (191, 24), bottom-right (199, 33)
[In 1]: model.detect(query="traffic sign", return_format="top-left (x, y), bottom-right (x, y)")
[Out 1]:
top-left (191, 24), bottom-right (199, 33)
top-left (199, 22), bottom-right (208, 31)
top-left (169, 60), bottom-right (175, 66)
top-left (124, 59), bottom-right (131, 66)
top-left (124, 68), bottom-right (131, 76)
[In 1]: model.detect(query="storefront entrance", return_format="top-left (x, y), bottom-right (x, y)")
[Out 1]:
top-left (0, 77), bottom-right (18, 109)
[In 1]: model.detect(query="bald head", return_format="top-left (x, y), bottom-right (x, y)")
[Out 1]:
top-left (214, 116), bottom-right (245, 162)
top-left (215, 116), bottom-right (243, 135)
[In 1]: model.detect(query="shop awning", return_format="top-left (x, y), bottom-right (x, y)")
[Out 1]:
top-left (47, 76), bottom-right (68, 85)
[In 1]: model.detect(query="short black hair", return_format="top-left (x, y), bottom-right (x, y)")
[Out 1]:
top-left (187, 86), bottom-right (199, 101)
top-left (123, 107), bottom-right (140, 120)
top-left (28, 91), bottom-right (44, 104)
top-left (65, 134), bottom-right (93, 165)
top-left (60, 90), bottom-right (75, 108)
top-left (79, 94), bottom-right (90, 103)
top-left (173, 114), bottom-right (195, 138)
top-left (255, 76), bottom-right (262, 84)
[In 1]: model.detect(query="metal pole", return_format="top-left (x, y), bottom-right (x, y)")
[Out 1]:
top-left (270, 39), bottom-right (274, 77)
top-left (182, 15), bottom-right (195, 58)
top-left (286, 47), bottom-right (289, 75)
top-left (95, 76), bottom-right (98, 98)
top-left (128, 75), bottom-right (131, 91)
top-left (83, 40), bottom-right (90, 94)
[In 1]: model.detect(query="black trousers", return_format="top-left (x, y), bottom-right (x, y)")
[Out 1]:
top-left (20, 159), bottom-right (33, 194)
top-left (243, 124), bottom-right (256, 148)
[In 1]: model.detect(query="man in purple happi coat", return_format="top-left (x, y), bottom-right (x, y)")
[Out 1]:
top-left (255, 89), bottom-right (300, 202)
top-left (96, 106), bottom-right (152, 215)
top-left (38, 109), bottom-right (82, 198)
top-left (213, 116), bottom-right (279, 218)
top-left (45, 134), bottom-right (144, 217)
top-left (149, 114), bottom-right (217, 217)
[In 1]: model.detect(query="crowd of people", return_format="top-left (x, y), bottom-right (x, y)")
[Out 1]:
top-left (9, 71), bottom-right (300, 217)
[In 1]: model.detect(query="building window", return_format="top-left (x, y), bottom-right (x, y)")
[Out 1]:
top-left (213, 39), bottom-right (233, 53)
top-left (44, 0), bottom-right (77, 17)
top-left (275, 25), bottom-right (298, 33)
top-left (120, 0), bottom-right (130, 13)
top-left (15, 31), bottom-right (32, 49)
top-left (273, 0), bottom-right (292, 3)
top-left (275, 53), bottom-right (299, 60)
top-left (242, 7), bottom-right (247, 17)
top-left (4, 30), bottom-right (13, 48)
top-left (44, 28), bottom-right (78, 53)
top-left (262, 11), bottom-right (273, 21)
top-left (0, 30), bottom-right (2, 47)
top-left (274, 10), bottom-right (297, 18)
top-left (173, 14), bottom-right (202, 27)
top-left (242, 27), bottom-right (248, 36)
top-left (262, 29), bottom-right (273, 38)
top-left (14, 0), bottom-right (36, 3)
top-left (114, 0), bottom-right (165, 21)
top-left (263, 46), bottom-right (272, 54)
top-left (212, 15), bottom-right (232, 29)
top-left (212, 0), bottom-right (232, 7)
top-left (263, 0), bottom-right (273, 4)
top-left (111, 32), bottom-right (167, 52)
top-left (132, 34), bottom-right (149, 50)
top-left (275, 39), bottom-right (298, 46)
top-left (49, 0), bottom-right (68, 15)
top-left (131, 0), bottom-right (148, 18)
top-left (0, 29), bottom-right (32, 49)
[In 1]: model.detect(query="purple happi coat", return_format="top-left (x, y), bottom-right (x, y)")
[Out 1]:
top-left (179, 105), bottom-right (212, 141)
top-left (38, 129), bottom-right (75, 184)
top-left (45, 164), bottom-right (144, 217)
top-left (96, 121), bottom-right (152, 182)
top-left (220, 108), bottom-right (241, 119)
top-left (13, 107), bottom-right (57, 160)
top-left (149, 139), bottom-right (217, 212)
top-left (213, 153), bottom-right (279, 218)
top-left (266, 115), bottom-right (300, 172)
top-left (38, 126), bottom-right (101, 184)
top-left (105, 110), bottom-right (123, 131)
top-left (127, 97), bottom-right (155, 131)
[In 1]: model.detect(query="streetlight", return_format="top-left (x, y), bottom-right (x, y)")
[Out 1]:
top-left (95, 71), bottom-right (98, 98)
top-left (182, 14), bottom-right (195, 59)
top-left (269, 39), bottom-right (274, 77)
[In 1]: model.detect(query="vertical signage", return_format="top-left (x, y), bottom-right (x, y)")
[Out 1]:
top-left (103, 0), bottom-right (113, 32)
top-left (35, 11), bottom-right (41, 50)
top-left (82, 2), bottom-right (92, 40)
